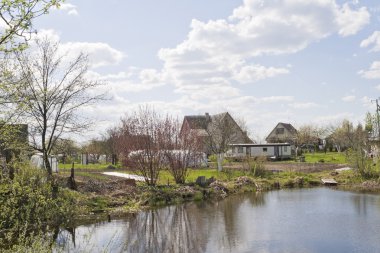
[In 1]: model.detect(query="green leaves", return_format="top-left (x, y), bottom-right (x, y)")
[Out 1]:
top-left (0, 0), bottom-right (64, 52)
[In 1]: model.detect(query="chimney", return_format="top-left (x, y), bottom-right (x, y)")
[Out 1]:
top-left (205, 112), bottom-right (211, 122)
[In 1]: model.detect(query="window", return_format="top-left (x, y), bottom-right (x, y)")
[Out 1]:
top-left (284, 146), bottom-right (287, 152)
top-left (276, 128), bottom-right (285, 134)
top-left (263, 148), bottom-right (267, 152)
top-left (238, 147), bottom-right (244, 153)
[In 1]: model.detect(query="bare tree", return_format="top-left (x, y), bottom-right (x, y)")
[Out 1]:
top-left (164, 118), bottom-right (203, 184)
top-left (0, 0), bottom-right (62, 52)
top-left (0, 38), bottom-right (105, 176)
top-left (121, 107), bottom-right (167, 186)
top-left (204, 113), bottom-right (241, 172)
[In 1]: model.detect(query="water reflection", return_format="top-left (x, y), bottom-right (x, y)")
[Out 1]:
top-left (57, 188), bottom-right (380, 253)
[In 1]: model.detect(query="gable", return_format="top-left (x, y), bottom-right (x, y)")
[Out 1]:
top-left (266, 122), bottom-right (297, 142)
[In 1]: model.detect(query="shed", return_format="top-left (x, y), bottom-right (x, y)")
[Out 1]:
top-left (227, 143), bottom-right (292, 160)
top-left (30, 153), bottom-right (59, 173)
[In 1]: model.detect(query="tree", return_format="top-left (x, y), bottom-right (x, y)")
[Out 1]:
top-left (330, 120), bottom-right (354, 152)
top-left (296, 124), bottom-right (326, 154)
top-left (121, 107), bottom-right (167, 186)
top-left (0, 38), bottom-right (104, 176)
top-left (0, 0), bottom-right (62, 52)
top-left (51, 138), bottom-right (79, 163)
top-left (164, 118), bottom-right (203, 184)
top-left (204, 113), bottom-right (241, 172)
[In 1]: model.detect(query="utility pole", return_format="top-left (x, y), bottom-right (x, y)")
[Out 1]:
top-left (372, 98), bottom-right (380, 142)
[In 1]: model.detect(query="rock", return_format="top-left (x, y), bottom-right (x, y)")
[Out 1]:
top-left (234, 176), bottom-right (254, 189)
top-left (196, 176), bottom-right (206, 186)
top-left (330, 171), bottom-right (339, 176)
top-left (209, 180), bottom-right (229, 198)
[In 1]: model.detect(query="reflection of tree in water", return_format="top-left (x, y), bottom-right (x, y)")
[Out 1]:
top-left (351, 194), bottom-right (368, 215)
top-left (123, 203), bottom-right (206, 253)
top-left (248, 192), bottom-right (266, 207)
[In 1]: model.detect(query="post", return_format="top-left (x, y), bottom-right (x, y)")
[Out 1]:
top-left (376, 99), bottom-right (380, 142)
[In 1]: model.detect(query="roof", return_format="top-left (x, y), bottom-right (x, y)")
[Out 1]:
top-left (183, 115), bottom-right (208, 129)
top-left (230, 143), bottom-right (291, 147)
top-left (181, 112), bottom-right (254, 143)
top-left (279, 122), bottom-right (297, 134)
top-left (266, 122), bottom-right (297, 141)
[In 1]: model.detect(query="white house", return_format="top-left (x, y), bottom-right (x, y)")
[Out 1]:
top-left (227, 143), bottom-right (292, 160)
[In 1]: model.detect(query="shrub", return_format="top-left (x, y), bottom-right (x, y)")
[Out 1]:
top-left (0, 164), bottom-right (76, 248)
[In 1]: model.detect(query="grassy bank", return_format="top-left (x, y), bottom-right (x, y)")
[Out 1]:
top-left (55, 151), bottom-right (380, 222)
top-left (57, 164), bottom-right (333, 219)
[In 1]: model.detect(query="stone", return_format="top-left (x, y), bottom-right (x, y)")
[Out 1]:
top-left (196, 176), bottom-right (206, 186)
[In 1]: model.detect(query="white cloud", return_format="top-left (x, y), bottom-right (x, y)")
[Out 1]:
top-left (361, 96), bottom-right (375, 109)
top-left (342, 95), bottom-right (356, 102)
top-left (33, 29), bottom-right (125, 69)
top-left (155, 0), bottom-right (369, 103)
top-left (58, 3), bottom-right (79, 16)
top-left (336, 3), bottom-right (370, 36)
top-left (233, 65), bottom-right (289, 83)
top-left (258, 96), bottom-right (294, 103)
top-left (60, 42), bottom-right (125, 68)
top-left (358, 61), bottom-right (380, 79)
top-left (376, 84), bottom-right (380, 90)
top-left (289, 102), bottom-right (320, 109)
top-left (86, 68), bottom-right (165, 93)
top-left (360, 31), bottom-right (380, 51)
top-left (314, 112), bottom-right (354, 124)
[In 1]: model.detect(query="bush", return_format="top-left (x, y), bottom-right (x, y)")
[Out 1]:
top-left (0, 164), bottom-right (76, 249)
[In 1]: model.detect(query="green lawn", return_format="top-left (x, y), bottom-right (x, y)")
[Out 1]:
top-left (58, 162), bottom-right (118, 171)
top-left (302, 152), bottom-right (346, 164)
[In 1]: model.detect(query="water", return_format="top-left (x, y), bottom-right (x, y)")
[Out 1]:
top-left (56, 188), bottom-right (380, 253)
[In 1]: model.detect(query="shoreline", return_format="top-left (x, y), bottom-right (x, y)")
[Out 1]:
top-left (62, 163), bottom-right (380, 226)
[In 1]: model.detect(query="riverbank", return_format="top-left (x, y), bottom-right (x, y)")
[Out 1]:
top-left (57, 161), bottom-right (380, 223)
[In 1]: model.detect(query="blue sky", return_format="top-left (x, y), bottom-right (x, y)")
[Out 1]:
top-left (33, 0), bottom-right (380, 141)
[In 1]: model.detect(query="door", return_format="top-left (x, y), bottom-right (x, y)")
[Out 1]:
top-left (274, 146), bottom-right (279, 158)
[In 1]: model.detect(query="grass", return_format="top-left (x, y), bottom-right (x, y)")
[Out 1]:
top-left (58, 162), bottom-right (119, 171)
top-left (303, 152), bottom-right (346, 163)
top-left (281, 152), bottom-right (347, 164)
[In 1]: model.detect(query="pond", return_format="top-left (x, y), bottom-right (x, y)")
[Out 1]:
top-left (56, 188), bottom-right (380, 253)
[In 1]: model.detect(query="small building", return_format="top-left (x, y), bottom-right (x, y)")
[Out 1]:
top-left (30, 153), bottom-right (59, 173)
top-left (227, 143), bottom-right (292, 160)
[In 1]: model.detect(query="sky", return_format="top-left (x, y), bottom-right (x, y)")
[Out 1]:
top-left (32, 0), bottom-right (380, 142)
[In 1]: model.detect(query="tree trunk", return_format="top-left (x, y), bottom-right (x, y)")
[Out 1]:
top-left (43, 151), bottom-right (52, 177)
top-left (217, 153), bottom-right (224, 172)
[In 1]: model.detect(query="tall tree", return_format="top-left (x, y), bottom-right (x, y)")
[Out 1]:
top-left (0, 0), bottom-right (62, 52)
top-left (0, 38), bottom-right (104, 176)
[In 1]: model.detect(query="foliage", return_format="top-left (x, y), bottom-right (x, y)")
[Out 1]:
top-left (51, 138), bottom-right (80, 163)
top-left (0, 164), bottom-right (76, 248)
top-left (0, 0), bottom-right (62, 52)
